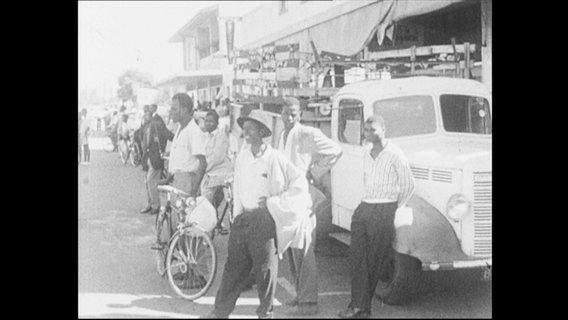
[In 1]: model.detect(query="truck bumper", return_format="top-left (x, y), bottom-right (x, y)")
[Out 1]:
top-left (422, 258), bottom-right (492, 271)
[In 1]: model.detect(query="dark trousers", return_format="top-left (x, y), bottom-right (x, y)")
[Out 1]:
top-left (213, 208), bottom-right (278, 318)
top-left (82, 144), bottom-right (90, 162)
top-left (349, 202), bottom-right (397, 310)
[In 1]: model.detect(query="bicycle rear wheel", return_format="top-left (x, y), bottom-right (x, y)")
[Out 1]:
top-left (119, 141), bottom-right (129, 165)
top-left (166, 226), bottom-right (217, 300)
top-left (130, 143), bottom-right (141, 167)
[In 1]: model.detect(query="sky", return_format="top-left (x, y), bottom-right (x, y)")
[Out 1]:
top-left (78, 1), bottom-right (265, 102)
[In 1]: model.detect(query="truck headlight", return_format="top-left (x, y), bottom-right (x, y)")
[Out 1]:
top-left (446, 194), bottom-right (471, 222)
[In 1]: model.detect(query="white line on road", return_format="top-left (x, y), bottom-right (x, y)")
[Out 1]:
top-left (277, 277), bottom-right (351, 297)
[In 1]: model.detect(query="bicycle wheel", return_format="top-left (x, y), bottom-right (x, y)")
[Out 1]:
top-left (129, 143), bottom-right (141, 167)
top-left (155, 208), bottom-right (172, 277)
top-left (166, 226), bottom-right (217, 300)
top-left (119, 141), bottom-right (129, 165)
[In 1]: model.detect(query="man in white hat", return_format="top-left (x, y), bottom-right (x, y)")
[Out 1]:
top-left (202, 113), bottom-right (312, 319)
top-left (278, 96), bottom-right (343, 316)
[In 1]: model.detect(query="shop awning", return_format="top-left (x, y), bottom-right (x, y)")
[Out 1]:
top-left (156, 70), bottom-right (223, 88)
top-left (242, 0), bottom-right (470, 57)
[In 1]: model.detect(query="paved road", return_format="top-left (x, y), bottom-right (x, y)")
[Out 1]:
top-left (78, 149), bottom-right (491, 318)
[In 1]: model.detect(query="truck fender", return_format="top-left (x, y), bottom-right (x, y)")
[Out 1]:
top-left (393, 195), bottom-right (469, 264)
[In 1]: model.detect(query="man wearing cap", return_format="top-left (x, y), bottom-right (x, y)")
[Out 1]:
top-left (278, 96), bottom-right (343, 316)
top-left (202, 112), bottom-right (312, 319)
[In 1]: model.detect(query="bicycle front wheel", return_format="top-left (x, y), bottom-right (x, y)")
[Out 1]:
top-left (155, 208), bottom-right (172, 277)
top-left (166, 226), bottom-right (217, 300)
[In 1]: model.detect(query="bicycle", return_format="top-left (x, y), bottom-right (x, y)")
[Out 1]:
top-left (103, 126), bottom-right (118, 153)
top-left (154, 180), bottom-right (233, 300)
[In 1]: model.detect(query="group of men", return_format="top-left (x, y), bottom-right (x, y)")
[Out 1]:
top-left (135, 97), bottom-right (232, 219)
top-left (133, 92), bottom-right (415, 319)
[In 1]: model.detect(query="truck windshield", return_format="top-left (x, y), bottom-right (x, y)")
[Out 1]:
top-left (440, 95), bottom-right (492, 134)
top-left (372, 95), bottom-right (436, 138)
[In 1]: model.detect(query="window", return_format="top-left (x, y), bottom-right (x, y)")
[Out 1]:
top-left (440, 95), bottom-right (491, 134)
top-left (338, 98), bottom-right (364, 145)
top-left (372, 95), bottom-right (436, 138)
top-left (279, 1), bottom-right (288, 15)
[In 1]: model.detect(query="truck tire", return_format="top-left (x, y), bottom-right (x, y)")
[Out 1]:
top-left (375, 251), bottom-right (421, 305)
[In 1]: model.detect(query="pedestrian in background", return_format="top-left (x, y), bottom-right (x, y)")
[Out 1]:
top-left (202, 113), bottom-right (312, 319)
top-left (200, 109), bottom-right (232, 209)
top-left (140, 105), bottom-right (174, 215)
top-left (338, 116), bottom-right (415, 319)
top-left (79, 108), bottom-right (91, 165)
top-left (278, 96), bottom-right (343, 316)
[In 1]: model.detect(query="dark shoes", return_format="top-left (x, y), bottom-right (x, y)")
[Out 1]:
top-left (140, 206), bottom-right (152, 214)
top-left (141, 207), bottom-right (159, 215)
top-left (285, 302), bottom-right (319, 316)
top-left (150, 242), bottom-right (165, 250)
top-left (338, 307), bottom-right (371, 318)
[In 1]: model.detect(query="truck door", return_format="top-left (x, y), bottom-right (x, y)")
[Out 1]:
top-left (331, 97), bottom-right (367, 231)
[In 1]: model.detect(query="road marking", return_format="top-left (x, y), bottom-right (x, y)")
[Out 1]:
top-left (277, 277), bottom-right (350, 297)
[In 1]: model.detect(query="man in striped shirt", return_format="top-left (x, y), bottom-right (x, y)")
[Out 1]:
top-left (339, 115), bottom-right (415, 319)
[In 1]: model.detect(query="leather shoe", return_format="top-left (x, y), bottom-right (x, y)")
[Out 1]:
top-left (338, 307), bottom-right (371, 318)
top-left (140, 206), bottom-right (152, 214)
top-left (148, 208), bottom-right (159, 215)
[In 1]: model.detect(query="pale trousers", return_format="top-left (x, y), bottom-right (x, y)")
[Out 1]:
top-left (145, 158), bottom-right (161, 210)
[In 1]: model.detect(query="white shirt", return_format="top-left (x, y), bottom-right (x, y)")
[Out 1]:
top-left (362, 140), bottom-right (415, 207)
top-left (204, 128), bottom-right (232, 177)
top-left (233, 144), bottom-right (271, 212)
top-left (168, 119), bottom-right (206, 174)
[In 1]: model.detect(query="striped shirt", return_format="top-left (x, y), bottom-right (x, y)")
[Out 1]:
top-left (362, 140), bottom-right (415, 207)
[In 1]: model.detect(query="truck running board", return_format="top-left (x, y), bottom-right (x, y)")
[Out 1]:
top-left (329, 232), bottom-right (351, 246)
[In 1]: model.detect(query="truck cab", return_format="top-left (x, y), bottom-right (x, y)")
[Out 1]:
top-left (330, 76), bottom-right (492, 304)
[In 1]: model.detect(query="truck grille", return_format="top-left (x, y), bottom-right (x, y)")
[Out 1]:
top-left (473, 172), bottom-right (492, 256)
top-left (431, 169), bottom-right (453, 183)
top-left (410, 166), bottom-right (429, 180)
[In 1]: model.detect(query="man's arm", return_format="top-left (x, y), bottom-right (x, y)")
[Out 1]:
top-left (393, 153), bottom-right (415, 208)
top-left (307, 127), bottom-right (343, 171)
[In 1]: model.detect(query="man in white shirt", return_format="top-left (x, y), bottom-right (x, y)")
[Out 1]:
top-left (200, 109), bottom-right (232, 208)
top-left (152, 93), bottom-right (207, 250)
top-left (339, 116), bottom-right (415, 319)
top-left (202, 114), bottom-right (312, 319)
top-left (278, 97), bottom-right (343, 316)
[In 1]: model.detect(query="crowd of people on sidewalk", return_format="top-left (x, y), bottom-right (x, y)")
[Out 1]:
top-left (83, 92), bottom-right (416, 319)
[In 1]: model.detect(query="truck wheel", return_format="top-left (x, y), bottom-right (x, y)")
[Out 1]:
top-left (375, 251), bottom-right (421, 305)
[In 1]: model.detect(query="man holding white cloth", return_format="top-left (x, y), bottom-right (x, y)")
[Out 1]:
top-left (202, 113), bottom-right (312, 319)
top-left (278, 97), bottom-right (343, 316)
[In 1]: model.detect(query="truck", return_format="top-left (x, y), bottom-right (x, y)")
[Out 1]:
top-left (329, 76), bottom-right (491, 304)
top-left (228, 42), bottom-right (491, 305)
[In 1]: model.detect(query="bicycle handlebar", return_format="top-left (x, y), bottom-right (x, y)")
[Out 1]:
top-left (157, 185), bottom-right (190, 197)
